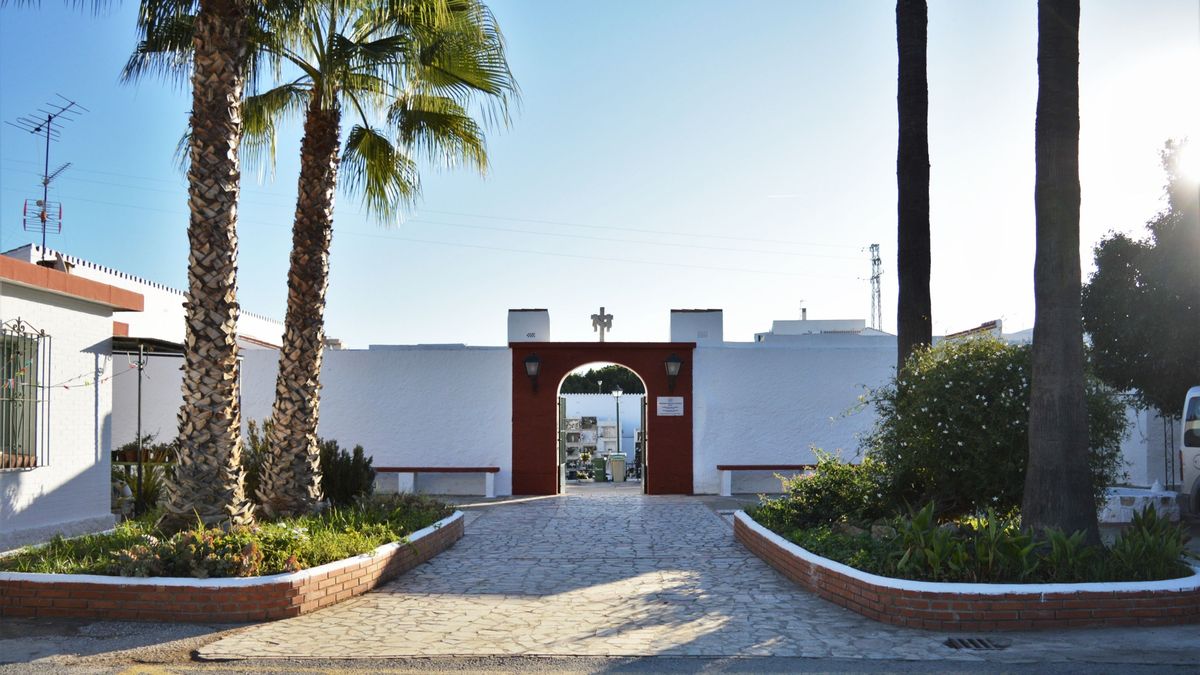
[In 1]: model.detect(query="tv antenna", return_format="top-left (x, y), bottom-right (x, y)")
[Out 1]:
top-left (6, 95), bottom-right (88, 256)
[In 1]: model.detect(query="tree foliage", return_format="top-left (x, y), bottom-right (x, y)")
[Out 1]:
top-left (862, 338), bottom-right (1127, 520)
top-left (560, 364), bottom-right (645, 394)
top-left (1082, 140), bottom-right (1200, 416)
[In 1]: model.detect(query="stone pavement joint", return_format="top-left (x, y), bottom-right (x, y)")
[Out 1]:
top-left (198, 490), bottom-right (1200, 664)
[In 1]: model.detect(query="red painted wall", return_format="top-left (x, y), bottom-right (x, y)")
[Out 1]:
top-left (510, 342), bottom-right (695, 495)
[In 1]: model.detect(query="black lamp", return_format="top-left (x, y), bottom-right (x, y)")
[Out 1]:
top-left (524, 353), bottom-right (541, 392)
top-left (664, 353), bottom-right (683, 392)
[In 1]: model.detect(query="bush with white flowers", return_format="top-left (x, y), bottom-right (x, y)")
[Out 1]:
top-left (862, 337), bottom-right (1127, 519)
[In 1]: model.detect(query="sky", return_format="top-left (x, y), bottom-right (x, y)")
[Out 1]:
top-left (0, 1), bottom-right (1197, 348)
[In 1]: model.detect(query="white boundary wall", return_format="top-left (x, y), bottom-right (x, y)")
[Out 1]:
top-left (691, 341), bottom-right (895, 495)
top-left (240, 346), bottom-right (513, 496)
top-left (110, 352), bottom-right (184, 448)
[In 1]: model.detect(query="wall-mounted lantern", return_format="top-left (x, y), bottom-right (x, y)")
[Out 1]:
top-left (664, 353), bottom-right (683, 392)
top-left (524, 353), bottom-right (541, 392)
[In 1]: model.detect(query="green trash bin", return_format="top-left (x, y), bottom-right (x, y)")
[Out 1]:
top-left (592, 456), bottom-right (608, 482)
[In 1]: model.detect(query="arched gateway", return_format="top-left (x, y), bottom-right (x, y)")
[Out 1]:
top-left (510, 342), bottom-right (695, 495)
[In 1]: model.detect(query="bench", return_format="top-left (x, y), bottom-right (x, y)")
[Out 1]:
top-left (375, 466), bottom-right (500, 498)
top-left (716, 464), bottom-right (816, 497)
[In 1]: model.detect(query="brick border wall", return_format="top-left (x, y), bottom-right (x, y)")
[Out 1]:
top-left (734, 512), bottom-right (1200, 631)
top-left (0, 511), bottom-right (464, 623)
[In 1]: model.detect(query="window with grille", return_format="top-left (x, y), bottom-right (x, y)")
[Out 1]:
top-left (1, 320), bottom-right (50, 469)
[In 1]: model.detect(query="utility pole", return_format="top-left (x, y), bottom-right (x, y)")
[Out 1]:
top-left (869, 243), bottom-right (883, 330)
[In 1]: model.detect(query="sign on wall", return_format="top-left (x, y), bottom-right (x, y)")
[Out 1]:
top-left (657, 397), bottom-right (684, 416)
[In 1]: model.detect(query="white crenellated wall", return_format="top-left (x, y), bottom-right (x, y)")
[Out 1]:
top-left (3, 245), bottom-right (283, 348)
top-left (691, 341), bottom-right (896, 495)
top-left (240, 345), bottom-right (513, 496)
top-left (0, 284), bottom-right (118, 551)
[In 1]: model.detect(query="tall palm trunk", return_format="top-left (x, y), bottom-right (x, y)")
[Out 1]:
top-left (1023, 0), bottom-right (1098, 544)
top-left (257, 98), bottom-right (342, 518)
top-left (161, 0), bottom-right (255, 532)
top-left (896, 0), bottom-right (932, 372)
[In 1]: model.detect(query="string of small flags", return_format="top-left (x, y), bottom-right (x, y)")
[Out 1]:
top-left (54, 362), bottom-right (139, 390)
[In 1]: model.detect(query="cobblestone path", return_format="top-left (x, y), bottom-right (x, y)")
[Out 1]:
top-left (199, 493), bottom-right (961, 659)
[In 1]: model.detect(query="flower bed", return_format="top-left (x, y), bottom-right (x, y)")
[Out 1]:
top-left (0, 511), bottom-right (463, 623)
top-left (735, 511), bottom-right (1200, 631)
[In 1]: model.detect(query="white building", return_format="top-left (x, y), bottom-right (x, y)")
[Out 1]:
top-left (2, 245), bottom-right (283, 350)
top-left (1, 246), bottom-right (288, 448)
top-left (0, 256), bottom-right (144, 550)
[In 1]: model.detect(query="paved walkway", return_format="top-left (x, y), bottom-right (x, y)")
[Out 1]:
top-left (199, 488), bottom-right (1200, 664)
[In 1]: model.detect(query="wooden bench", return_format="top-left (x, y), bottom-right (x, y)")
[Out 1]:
top-left (716, 464), bottom-right (816, 496)
top-left (375, 466), bottom-right (500, 498)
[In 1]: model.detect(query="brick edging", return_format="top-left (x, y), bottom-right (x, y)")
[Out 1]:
top-left (0, 511), bottom-right (465, 623)
top-left (734, 511), bottom-right (1200, 631)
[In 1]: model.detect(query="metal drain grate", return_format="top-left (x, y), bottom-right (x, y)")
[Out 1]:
top-left (944, 637), bottom-right (1010, 651)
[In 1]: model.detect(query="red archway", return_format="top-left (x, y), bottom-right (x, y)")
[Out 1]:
top-left (510, 342), bottom-right (695, 495)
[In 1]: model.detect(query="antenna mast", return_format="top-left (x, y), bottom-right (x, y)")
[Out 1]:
top-left (6, 95), bottom-right (87, 257)
top-left (869, 243), bottom-right (882, 330)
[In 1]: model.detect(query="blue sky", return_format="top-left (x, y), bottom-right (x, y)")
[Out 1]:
top-left (1, 1), bottom-right (1197, 347)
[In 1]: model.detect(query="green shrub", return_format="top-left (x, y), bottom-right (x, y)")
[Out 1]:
top-left (243, 418), bottom-right (272, 501)
top-left (320, 439), bottom-right (376, 507)
top-left (0, 495), bottom-right (453, 579)
top-left (244, 419), bottom-right (376, 509)
top-left (1105, 505), bottom-right (1191, 581)
top-left (862, 338), bottom-right (1128, 519)
top-left (750, 452), bottom-right (892, 532)
top-left (752, 504), bottom-right (1192, 584)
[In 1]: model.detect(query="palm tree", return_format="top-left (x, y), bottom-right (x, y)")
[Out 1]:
top-left (242, 0), bottom-right (517, 517)
top-left (1022, 0), bottom-right (1098, 544)
top-left (127, 0), bottom-right (513, 519)
top-left (895, 0), bottom-right (931, 371)
top-left (125, 0), bottom-right (265, 531)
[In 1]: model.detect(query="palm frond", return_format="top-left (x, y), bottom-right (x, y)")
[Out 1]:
top-left (120, 0), bottom-right (197, 87)
top-left (243, 82), bottom-right (312, 179)
top-left (409, 1), bottom-right (518, 127)
top-left (387, 93), bottom-right (486, 173)
top-left (341, 124), bottom-right (420, 221)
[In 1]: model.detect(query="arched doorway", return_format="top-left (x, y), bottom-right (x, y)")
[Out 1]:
top-left (510, 342), bottom-right (695, 495)
top-left (557, 361), bottom-right (647, 491)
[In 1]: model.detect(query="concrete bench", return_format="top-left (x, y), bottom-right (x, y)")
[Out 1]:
top-left (716, 464), bottom-right (816, 497)
top-left (375, 466), bottom-right (500, 498)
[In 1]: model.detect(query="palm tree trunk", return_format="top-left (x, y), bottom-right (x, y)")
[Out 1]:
top-left (1023, 0), bottom-right (1099, 544)
top-left (896, 0), bottom-right (932, 372)
top-left (160, 0), bottom-right (255, 532)
top-left (257, 99), bottom-right (342, 518)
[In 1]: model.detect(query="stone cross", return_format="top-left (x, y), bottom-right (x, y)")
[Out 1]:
top-left (591, 306), bottom-right (613, 342)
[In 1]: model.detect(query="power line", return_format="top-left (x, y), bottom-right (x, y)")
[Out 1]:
top-left (0, 170), bottom-right (860, 261)
top-left (2, 158), bottom-right (866, 250)
top-left (0, 187), bottom-right (859, 279)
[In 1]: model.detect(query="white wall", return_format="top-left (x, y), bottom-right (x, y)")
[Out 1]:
top-left (670, 310), bottom-right (723, 345)
top-left (241, 345), bottom-right (513, 495)
top-left (0, 284), bottom-right (117, 550)
top-left (110, 352), bottom-right (184, 448)
top-left (691, 342), bottom-right (895, 494)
